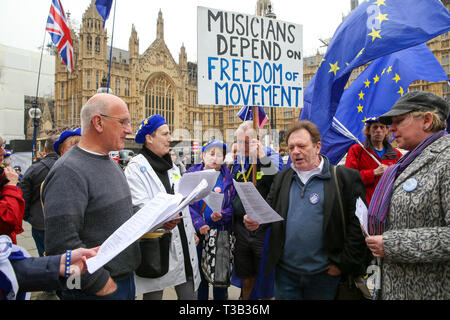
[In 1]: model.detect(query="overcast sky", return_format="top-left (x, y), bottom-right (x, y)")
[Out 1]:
top-left (0, 0), bottom-right (353, 61)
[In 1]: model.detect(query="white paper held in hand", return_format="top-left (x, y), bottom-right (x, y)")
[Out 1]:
top-left (178, 169), bottom-right (220, 202)
top-left (355, 197), bottom-right (369, 236)
top-left (233, 180), bottom-right (283, 224)
top-left (86, 179), bottom-right (209, 274)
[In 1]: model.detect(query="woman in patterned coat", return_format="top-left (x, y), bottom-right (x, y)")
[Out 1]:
top-left (365, 91), bottom-right (449, 300)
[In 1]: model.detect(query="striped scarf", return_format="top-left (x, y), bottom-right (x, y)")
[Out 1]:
top-left (368, 130), bottom-right (447, 235)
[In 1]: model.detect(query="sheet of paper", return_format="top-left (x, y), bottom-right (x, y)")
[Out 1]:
top-left (233, 180), bottom-right (283, 224)
top-left (204, 192), bottom-right (224, 213)
top-left (86, 193), bottom-right (185, 274)
top-left (355, 197), bottom-right (369, 236)
top-left (178, 169), bottom-right (220, 201)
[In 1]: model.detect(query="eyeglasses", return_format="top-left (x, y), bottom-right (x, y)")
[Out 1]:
top-left (100, 114), bottom-right (131, 128)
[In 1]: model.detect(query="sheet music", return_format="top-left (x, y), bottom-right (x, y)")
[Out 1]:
top-left (86, 179), bottom-right (209, 274)
top-left (204, 192), bottom-right (224, 213)
top-left (233, 180), bottom-right (283, 224)
top-left (178, 169), bottom-right (220, 201)
top-left (355, 197), bottom-right (369, 236)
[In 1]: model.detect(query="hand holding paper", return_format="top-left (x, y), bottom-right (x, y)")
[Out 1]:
top-left (233, 180), bottom-right (283, 224)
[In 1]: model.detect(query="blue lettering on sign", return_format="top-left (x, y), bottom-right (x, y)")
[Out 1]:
top-left (209, 56), bottom-right (302, 107)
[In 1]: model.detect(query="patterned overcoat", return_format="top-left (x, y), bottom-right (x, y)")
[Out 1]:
top-left (381, 135), bottom-right (450, 299)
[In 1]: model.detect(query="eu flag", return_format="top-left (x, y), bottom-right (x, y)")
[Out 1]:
top-left (300, 0), bottom-right (450, 138)
top-left (321, 43), bottom-right (449, 164)
top-left (95, 0), bottom-right (113, 27)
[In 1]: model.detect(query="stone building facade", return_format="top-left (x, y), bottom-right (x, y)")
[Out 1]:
top-left (47, 0), bottom-right (449, 151)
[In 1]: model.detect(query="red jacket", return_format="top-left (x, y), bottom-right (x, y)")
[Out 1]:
top-left (0, 184), bottom-right (25, 244)
top-left (345, 141), bottom-right (402, 205)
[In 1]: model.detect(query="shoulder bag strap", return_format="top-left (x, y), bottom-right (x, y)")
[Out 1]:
top-left (333, 165), bottom-right (346, 237)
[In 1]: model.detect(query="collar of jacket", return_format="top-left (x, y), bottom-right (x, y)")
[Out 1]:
top-left (291, 154), bottom-right (331, 185)
top-left (139, 146), bottom-right (173, 173)
top-left (364, 139), bottom-right (398, 159)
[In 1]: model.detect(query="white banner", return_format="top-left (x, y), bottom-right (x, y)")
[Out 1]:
top-left (197, 6), bottom-right (303, 108)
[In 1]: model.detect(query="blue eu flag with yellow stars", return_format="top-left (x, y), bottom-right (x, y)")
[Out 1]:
top-left (321, 43), bottom-right (449, 164)
top-left (300, 0), bottom-right (450, 138)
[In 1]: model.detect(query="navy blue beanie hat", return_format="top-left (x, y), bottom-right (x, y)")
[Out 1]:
top-left (53, 127), bottom-right (81, 155)
top-left (135, 115), bottom-right (167, 144)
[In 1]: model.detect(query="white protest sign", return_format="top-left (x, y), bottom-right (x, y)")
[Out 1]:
top-left (197, 6), bottom-right (303, 108)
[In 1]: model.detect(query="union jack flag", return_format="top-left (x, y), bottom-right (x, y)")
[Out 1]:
top-left (46, 0), bottom-right (73, 72)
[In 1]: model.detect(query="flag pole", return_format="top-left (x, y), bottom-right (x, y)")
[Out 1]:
top-left (31, 16), bottom-right (49, 162)
top-left (106, 0), bottom-right (117, 93)
top-left (252, 106), bottom-right (258, 186)
top-left (333, 117), bottom-right (382, 166)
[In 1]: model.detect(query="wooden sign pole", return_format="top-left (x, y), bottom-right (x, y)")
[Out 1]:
top-left (252, 106), bottom-right (258, 186)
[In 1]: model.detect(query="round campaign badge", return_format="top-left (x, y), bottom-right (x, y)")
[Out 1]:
top-left (214, 187), bottom-right (222, 193)
top-left (309, 193), bottom-right (320, 205)
top-left (402, 178), bottom-right (418, 192)
top-left (140, 166), bottom-right (147, 173)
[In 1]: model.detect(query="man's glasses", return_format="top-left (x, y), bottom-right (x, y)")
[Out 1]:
top-left (100, 114), bottom-right (131, 128)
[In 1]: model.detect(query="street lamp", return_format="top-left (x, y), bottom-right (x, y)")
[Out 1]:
top-left (97, 76), bottom-right (114, 94)
top-left (28, 101), bottom-right (42, 162)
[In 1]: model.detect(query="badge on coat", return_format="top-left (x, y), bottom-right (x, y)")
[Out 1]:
top-left (140, 166), bottom-right (147, 173)
top-left (309, 193), bottom-right (320, 205)
top-left (402, 178), bottom-right (418, 192)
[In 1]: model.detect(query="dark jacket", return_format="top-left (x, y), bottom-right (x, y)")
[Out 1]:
top-left (20, 153), bottom-right (58, 230)
top-left (265, 163), bottom-right (369, 276)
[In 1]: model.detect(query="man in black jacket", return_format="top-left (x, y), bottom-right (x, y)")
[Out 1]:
top-left (20, 136), bottom-right (58, 257)
top-left (246, 121), bottom-right (368, 300)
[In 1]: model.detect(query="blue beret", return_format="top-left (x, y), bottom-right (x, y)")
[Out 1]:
top-left (3, 149), bottom-right (11, 158)
top-left (135, 115), bottom-right (167, 144)
top-left (54, 127), bottom-right (81, 155)
top-left (202, 139), bottom-right (228, 153)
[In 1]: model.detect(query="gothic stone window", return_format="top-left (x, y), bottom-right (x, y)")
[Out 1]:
top-left (87, 35), bottom-right (92, 51)
top-left (95, 37), bottom-right (100, 52)
top-left (144, 75), bottom-right (174, 127)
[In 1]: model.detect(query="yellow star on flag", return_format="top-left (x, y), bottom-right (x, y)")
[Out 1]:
top-left (368, 28), bottom-right (382, 42)
top-left (358, 90), bottom-right (365, 100)
top-left (397, 86), bottom-right (404, 96)
top-left (328, 61), bottom-right (340, 76)
top-left (393, 73), bottom-right (401, 83)
top-left (364, 79), bottom-right (371, 88)
top-left (374, 0), bottom-right (386, 6)
top-left (357, 104), bottom-right (364, 113)
top-left (376, 12), bottom-right (389, 24)
top-left (319, 58), bottom-right (325, 67)
top-left (373, 74), bottom-right (380, 83)
top-left (387, 66), bottom-right (392, 73)
top-left (362, 116), bottom-right (369, 123)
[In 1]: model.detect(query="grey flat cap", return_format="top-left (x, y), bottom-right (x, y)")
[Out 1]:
top-left (379, 91), bottom-right (450, 125)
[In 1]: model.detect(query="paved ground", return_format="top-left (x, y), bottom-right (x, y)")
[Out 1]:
top-left (16, 222), bottom-right (241, 300)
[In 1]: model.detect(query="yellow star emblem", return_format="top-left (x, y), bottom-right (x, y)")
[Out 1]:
top-left (393, 73), bottom-right (401, 83)
top-left (368, 28), bottom-right (382, 42)
top-left (397, 86), bottom-right (404, 96)
top-left (362, 116), bottom-right (369, 123)
top-left (373, 74), bottom-right (380, 83)
top-left (328, 61), bottom-right (340, 76)
top-left (144, 119), bottom-right (148, 125)
top-left (358, 90), bottom-right (365, 100)
top-left (374, 0), bottom-right (386, 6)
top-left (387, 66), bottom-right (392, 73)
top-left (381, 68), bottom-right (386, 75)
top-left (376, 12), bottom-right (389, 24)
top-left (364, 79), bottom-right (371, 88)
top-left (357, 104), bottom-right (364, 113)
top-left (319, 58), bottom-right (325, 67)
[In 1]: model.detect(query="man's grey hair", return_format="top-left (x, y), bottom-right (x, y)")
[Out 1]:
top-left (80, 98), bottom-right (110, 134)
top-left (44, 135), bottom-right (58, 153)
